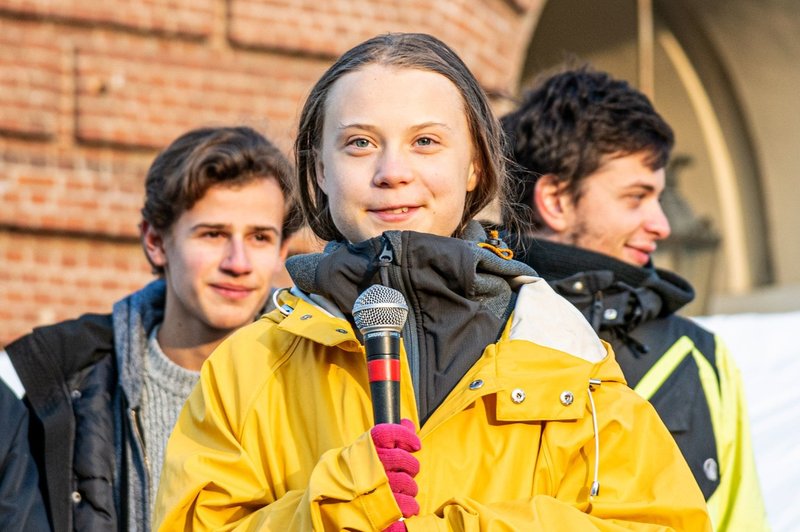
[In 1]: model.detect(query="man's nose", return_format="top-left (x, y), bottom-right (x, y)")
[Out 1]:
top-left (647, 202), bottom-right (672, 240)
top-left (221, 237), bottom-right (253, 275)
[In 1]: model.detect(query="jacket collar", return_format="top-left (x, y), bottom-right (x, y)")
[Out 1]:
top-left (283, 222), bottom-right (537, 423)
top-left (516, 238), bottom-right (695, 318)
top-left (284, 222), bottom-right (537, 323)
top-left (274, 294), bottom-right (360, 351)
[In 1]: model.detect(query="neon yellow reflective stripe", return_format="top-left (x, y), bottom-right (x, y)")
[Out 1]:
top-left (704, 340), bottom-right (726, 531)
top-left (691, 346), bottom-right (721, 441)
top-left (633, 336), bottom-right (694, 400)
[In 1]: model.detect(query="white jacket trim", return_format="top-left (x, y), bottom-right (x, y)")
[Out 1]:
top-left (509, 276), bottom-right (607, 363)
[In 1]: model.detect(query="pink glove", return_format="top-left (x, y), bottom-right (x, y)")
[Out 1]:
top-left (370, 418), bottom-right (421, 522)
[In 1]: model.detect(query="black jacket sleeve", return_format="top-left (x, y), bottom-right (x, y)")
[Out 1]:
top-left (0, 380), bottom-right (51, 531)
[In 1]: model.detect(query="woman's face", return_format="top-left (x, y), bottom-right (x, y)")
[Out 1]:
top-left (317, 64), bottom-right (478, 243)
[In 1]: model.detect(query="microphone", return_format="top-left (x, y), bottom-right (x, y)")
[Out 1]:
top-left (352, 285), bottom-right (409, 425)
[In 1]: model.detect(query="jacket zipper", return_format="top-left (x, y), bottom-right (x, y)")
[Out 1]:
top-left (379, 237), bottom-right (421, 399)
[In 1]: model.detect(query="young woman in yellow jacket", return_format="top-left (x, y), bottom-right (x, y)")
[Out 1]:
top-left (154, 33), bottom-right (712, 531)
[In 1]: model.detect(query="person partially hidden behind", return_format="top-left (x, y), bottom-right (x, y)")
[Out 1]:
top-left (502, 65), bottom-right (768, 531)
top-left (154, 34), bottom-right (711, 531)
top-left (0, 126), bottom-right (295, 532)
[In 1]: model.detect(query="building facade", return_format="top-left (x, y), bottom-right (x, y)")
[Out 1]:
top-left (1, 0), bottom-right (798, 344)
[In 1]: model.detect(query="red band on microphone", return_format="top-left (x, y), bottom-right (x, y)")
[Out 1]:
top-left (368, 359), bottom-right (400, 382)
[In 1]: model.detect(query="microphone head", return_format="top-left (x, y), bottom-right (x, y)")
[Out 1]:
top-left (352, 285), bottom-right (409, 333)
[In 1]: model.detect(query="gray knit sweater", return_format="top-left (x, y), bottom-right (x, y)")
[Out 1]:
top-left (141, 326), bottom-right (200, 511)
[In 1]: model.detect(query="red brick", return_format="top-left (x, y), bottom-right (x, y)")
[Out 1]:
top-left (74, 46), bottom-right (326, 150)
top-left (0, 30), bottom-right (61, 138)
top-left (6, 291), bottom-right (26, 303)
top-left (0, 140), bottom-right (149, 237)
top-left (0, 231), bottom-right (153, 345)
top-left (0, 0), bottom-right (215, 37)
top-left (228, 0), bottom-right (534, 93)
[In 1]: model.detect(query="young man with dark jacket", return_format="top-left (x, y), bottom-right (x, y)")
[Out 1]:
top-left (0, 126), bottom-right (295, 532)
top-left (501, 66), bottom-right (768, 531)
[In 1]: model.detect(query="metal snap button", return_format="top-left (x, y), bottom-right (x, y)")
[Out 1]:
top-left (336, 328), bottom-right (347, 334)
top-left (70, 389), bottom-right (82, 400)
top-left (603, 308), bottom-right (618, 320)
top-left (300, 314), bottom-right (312, 320)
top-left (560, 391), bottom-right (574, 406)
top-left (703, 458), bottom-right (719, 482)
top-left (469, 379), bottom-right (484, 390)
top-left (511, 388), bottom-right (526, 403)
top-left (71, 491), bottom-right (82, 503)
top-left (572, 281), bottom-right (584, 291)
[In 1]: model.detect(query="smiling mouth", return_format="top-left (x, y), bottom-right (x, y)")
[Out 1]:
top-left (369, 206), bottom-right (418, 220)
top-left (628, 244), bottom-right (656, 255)
top-left (624, 245), bottom-right (655, 265)
top-left (211, 284), bottom-right (254, 299)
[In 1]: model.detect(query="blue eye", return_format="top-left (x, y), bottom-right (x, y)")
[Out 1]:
top-left (351, 138), bottom-right (370, 148)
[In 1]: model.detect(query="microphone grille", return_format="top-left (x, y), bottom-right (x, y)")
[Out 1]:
top-left (352, 285), bottom-right (409, 332)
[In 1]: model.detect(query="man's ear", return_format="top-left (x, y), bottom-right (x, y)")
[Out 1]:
top-left (141, 220), bottom-right (168, 270)
top-left (278, 235), bottom-right (291, 264)
top-left (533, 174), bottom-right (571, 234)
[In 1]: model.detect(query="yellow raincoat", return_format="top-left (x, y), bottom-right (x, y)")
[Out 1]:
top-left (155, 279), bottom-right (711, 531)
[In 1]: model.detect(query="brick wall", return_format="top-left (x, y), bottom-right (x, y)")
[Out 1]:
top-left (0, 0), bottom-right (541, 345)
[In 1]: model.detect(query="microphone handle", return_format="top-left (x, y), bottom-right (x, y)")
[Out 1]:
top-left (365, 329), bottom-right (401, 425)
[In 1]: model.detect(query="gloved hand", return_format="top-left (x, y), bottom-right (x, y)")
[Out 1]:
top-left (370, 418), bottom-right (421, 522)
top-left (383, 521), bottom-right (407, 532)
